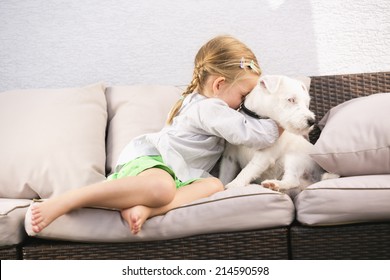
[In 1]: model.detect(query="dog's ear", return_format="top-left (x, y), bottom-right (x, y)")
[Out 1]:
top-left (301, 83), bottom-right (308, 92)
top-left (259, 75), bottom-right (282, 93)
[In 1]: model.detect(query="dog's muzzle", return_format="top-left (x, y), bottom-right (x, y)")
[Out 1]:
top-left (307, 118), bottom-right (315, 127)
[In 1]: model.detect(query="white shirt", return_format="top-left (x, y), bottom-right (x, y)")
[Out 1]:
top-left (116, 93), bottom-right (279, 181)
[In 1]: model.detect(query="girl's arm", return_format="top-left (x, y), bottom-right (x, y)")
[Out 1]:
top-left (196, 99), bottom-right (280, 149)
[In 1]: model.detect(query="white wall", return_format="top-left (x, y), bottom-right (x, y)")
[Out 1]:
top-left (0, 0), bottom-right (389, 91)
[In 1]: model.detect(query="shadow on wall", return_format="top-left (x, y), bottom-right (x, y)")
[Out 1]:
top-left (0, 0), bottom-right (318, 91)
top-left (249, 0), bottom-right (318, 77)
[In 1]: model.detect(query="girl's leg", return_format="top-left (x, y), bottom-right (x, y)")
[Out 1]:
top-left (121, 177), bottom-right (224, 234)
top-left (30, 168), bottom-right (176, 233)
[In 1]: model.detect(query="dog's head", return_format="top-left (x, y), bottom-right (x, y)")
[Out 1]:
top-left (243, 75), bottom-right (315, 135)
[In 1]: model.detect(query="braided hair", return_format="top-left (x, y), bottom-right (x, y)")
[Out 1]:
top-left (166, 35), bottom-right (261, 124)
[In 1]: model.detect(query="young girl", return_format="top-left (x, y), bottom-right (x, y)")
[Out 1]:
top-left (28, 35), bottom-right (282, 235)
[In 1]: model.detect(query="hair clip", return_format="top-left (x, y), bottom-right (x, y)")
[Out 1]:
top-left (240, 57), bottom-right (245, 69)
top-left (249, 60), bottom-right (255, 70)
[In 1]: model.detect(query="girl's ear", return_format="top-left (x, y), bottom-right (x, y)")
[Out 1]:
top-left (212, 76), bottom-right (226, 94)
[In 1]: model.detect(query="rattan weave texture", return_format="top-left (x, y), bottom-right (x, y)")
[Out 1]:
top-left (308, 72), bottom-right (390, 143)
top-left (0, 245), bottom-right (20, 260)
top-left (22, 228), bottom-right (289, 260)
top-left (290, 223), bottom-right (390, 259)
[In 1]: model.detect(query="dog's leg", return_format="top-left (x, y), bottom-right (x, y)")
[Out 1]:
top-left (321, 172), bottom-right (340, 180)
top-left (262, 154), bottom-right (307, 192)
top-left (219, 154), bottom-right (240, 186)
top-left (225, 152), bottom-right (274, 189)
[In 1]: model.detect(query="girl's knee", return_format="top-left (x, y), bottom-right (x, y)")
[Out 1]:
top-left (207, 177), bottom-right (224, 193)
top-left (139, 168), bottom-right (176, 206)
top-left (149, 178), bottom-right (176, 206)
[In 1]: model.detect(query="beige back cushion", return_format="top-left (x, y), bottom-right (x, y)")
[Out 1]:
top-left (0, 84), bottom-right (107, 199)
top-left (311, 93), bottom-right (390, 176)
top-left (105, 85), bottom-right (181, 174)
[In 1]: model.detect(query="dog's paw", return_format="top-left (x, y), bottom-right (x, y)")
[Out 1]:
top-left (225, 179), bottom-right (245, 189)
top-left (225, 182), bottom-right (238, 189)
top-left (261, 180), bottom-right (281, 191)
top-left (321, 172), bottom-right (340, 180)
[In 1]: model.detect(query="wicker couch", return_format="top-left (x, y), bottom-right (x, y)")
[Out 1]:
top-left (1, 71), bottom-right (390, 260)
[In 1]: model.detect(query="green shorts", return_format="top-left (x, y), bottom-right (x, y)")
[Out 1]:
top-left (107, 155), bottom-right (197, 189)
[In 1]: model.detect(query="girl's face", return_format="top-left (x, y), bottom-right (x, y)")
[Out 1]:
top-left (210, 73), bottom-right (259, 109)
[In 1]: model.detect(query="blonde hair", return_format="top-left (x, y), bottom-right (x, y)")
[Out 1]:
top-left (166, 35), bottom-right (261, 124)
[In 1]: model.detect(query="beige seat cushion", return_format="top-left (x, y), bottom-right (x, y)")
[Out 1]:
top-left (0, 198), bottom-right (31, 246)
top-left (25, 185), bottom-right (295, 242)
top-left (295, 175), bottom-right (390, 225)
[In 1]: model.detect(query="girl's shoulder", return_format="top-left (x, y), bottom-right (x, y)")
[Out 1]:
top-left (181, 93), bottom-right (226, 113)
top-left (184, 97), bottom-right (238, 125)
top-left (191, 93), bottom-right (228, 106)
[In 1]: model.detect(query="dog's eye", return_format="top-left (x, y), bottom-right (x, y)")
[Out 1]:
top-left (288, 97), bottom-right (296, 103)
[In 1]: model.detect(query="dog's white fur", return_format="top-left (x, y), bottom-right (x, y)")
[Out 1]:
top-left (219, 75), bottom-right (338, 192)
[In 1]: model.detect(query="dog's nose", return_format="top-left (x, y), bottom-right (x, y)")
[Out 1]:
top-left (307, 118), bottom-right (315, 127)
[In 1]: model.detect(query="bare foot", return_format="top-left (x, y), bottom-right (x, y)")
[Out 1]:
top-left (29, 199), bottom-right (69, 233)
top-left (121, 205), bottom-right (152, 234)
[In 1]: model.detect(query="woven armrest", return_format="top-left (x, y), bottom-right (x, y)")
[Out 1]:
top-left (309, 72), bottom-right (390, 143)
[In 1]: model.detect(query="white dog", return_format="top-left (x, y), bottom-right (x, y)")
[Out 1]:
top-left (219, 75), bottom-right (337, 193)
